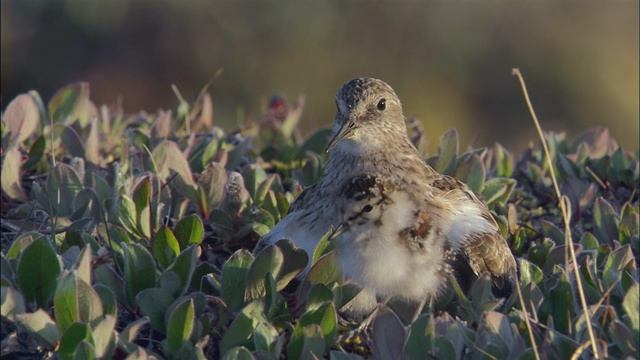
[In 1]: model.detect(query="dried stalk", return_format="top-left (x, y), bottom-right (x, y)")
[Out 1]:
top-left (512, 68), bottom-right (600, 359)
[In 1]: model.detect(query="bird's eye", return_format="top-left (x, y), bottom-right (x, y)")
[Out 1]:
top-left (377, 99), bottom-right (386, 111)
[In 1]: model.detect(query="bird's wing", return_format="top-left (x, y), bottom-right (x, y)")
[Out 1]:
top-left (256, 183), bottom-right (336, 257)
top-left (429, 174), bottom-right (517, 293)
top-left (286, 183), bottom-right (319, 214)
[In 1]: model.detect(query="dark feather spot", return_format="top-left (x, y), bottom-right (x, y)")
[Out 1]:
top-left (342, 175), bottom-right (377, 201)
top-left (431, 176), bottom-right (463, 192)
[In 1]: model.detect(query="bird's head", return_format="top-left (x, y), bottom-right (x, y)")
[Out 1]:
top-left (326, 78), bottom-right (408, 154)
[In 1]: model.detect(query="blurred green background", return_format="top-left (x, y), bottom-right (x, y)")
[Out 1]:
top-left (2, 0), bottom-right (638, 152)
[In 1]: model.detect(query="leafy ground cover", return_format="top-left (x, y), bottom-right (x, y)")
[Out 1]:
top-left (0, 82), bottom-right (638, 359)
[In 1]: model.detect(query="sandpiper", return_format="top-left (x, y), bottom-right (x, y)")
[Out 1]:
top-left (258, 77), bottom-right (517, 326)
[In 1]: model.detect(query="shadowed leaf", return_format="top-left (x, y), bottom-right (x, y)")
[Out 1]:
top-left (16, 237), bottom-right (61, 308)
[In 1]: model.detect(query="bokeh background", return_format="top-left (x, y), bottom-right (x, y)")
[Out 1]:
top-left (2, 0), bottom-right (638, 152)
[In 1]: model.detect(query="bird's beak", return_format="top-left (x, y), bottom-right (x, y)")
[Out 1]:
top-left (325, 118), bottom-right (356, 153)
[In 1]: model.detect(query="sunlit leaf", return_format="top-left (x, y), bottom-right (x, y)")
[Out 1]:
top-left (48, 82), bottom-right (92, 125)
top-left (2, 93), bottom-right (40, 147)
top-left (166, 297), bottom-right (195, 355)
top-left (1, 286), bottom-right (26, 321)
top-left (174, 214), bottom-right (205, 248)
top-left (1, 147), bottom-right (27, 201)
top-left (16, 309), bottom-right (60, 346)
top-left (53, 271), bottom-right (104, 332)
top-left (153, 226), bottom-right (181, 268)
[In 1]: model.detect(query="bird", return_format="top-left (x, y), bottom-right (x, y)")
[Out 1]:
top-left (257, 77), bottom-right (517, 327)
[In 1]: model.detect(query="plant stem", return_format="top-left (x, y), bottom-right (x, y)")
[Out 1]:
top-left (512, 68), bottom-right (600, 359)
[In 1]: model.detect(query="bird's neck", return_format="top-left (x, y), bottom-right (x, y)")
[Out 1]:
top-left (323, 136), bottom-right (421, 184)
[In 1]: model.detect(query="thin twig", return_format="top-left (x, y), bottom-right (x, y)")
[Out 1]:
top-left (514, 275), bottom-right (542, 360)
top-left (570, 339), bottom-right (593, 360)
top-left (171, 84), bottom-right (190, 134)
top-left (514, 309), bottom-right (580, 346)
top-left (584, 166), bottom-right (607, 189)
top-left (512, 68), bottom-right (600, 359)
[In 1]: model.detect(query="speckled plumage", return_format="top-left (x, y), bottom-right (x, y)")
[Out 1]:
top-left (259, 78), bottom-right (516, 309)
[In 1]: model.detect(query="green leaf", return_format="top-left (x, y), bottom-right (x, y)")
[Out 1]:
top-left (74, 246), bottom-right (92, 285)
top-left (118, 316), bottom-right (150, 353)
top-left (405, 315), bottom-right (432, 360)
top-left (123, 243), bottom-right (157, 308)
top-left (94, 285), bottom-right (117, 317)
top-left (91, 315), bottom-right (116, 358)
top-left (330, 351), bottom-right (365, 360)
top-left (136, 287), bottom-right (175, 332)
top-left (253, 321), bottom-right (279, 352)
top-left (306, 251), bottom-right (340, 286)
top-left (118, 195), bottom-right (138, 234)
top-left (482, 178), bottom-right (516, 206)
top-left (16, 309), bottom-right (60, 346)
top-left (84, 117), bottom-right (100, 165)
top-left (73, 340), bottom-right (96, 360)
top-left (166, 297), bottom-right (195, 355)
top-left (174, 214), bottom-right (205, 248)
top-left (221, 249), bottom-right (254, 312)
top-left (593, 197), bottom-right (619, 243)
top-left (254, 175), bottom-right (277, 207)
top-left (16, 237), bottom-right (61, 308)
top-left (435, 129), bottom-right (458, 175)
top-left (61, 126), bottom-right (85, 158)
top-left (132, 174), bottom-right (152, 239)
top-left (1, 147), bottom-right (27, 201)
top-left (273, 239), bottom-right (308, 290)
top-left (280, 96), bottom-right (304, 139)
top-left (1, 286), bottom-right (26, 321)
top-left (306, 284), bottom-right (334, 312)
top-left (623, 283), bottom-right (639, 335)
top-left (7, 231), bottom-right (43, 259)
top-left (166, 245), bottom-right (199, 297)
top-left (222, 346), bottom-right (256, 360)
top-left (455, 153), bottom-right (485, 193)
top-left (94, 264), bottom-right (126, 309)
top-left (245, 245), bottom-right (284, 302)
top-left (48, 82), bottom-right (91, 124)
top-left (219, 312), bottom-right (256, 354)
top-left (2, 93), bottom-right (41, 147)
top-left (298, 302), bottom-right (337, 349)
top-left (312, 229), bottom-right (335, 265)
top-left (288, 323), bottom-right (325, 360)
top-left (153, 226), bottom-right (181, 269)
top-left (540, 220), bottom-right (565, 244)
top-left (545, 266), bottom-right (574, 334)
top-left (494, 143), bottom-right (513, 177)
top-left (53, 271), bottom-right (104, 333)
top-left (242, 164), bottom-right (268, 200)
top-left (603, 245), bottom-right (635, 289)
top-left (197, 162), bottom-right (227, 217)
top-left (152, 140), bottom-right (196, 196)
top-left (47, 163), bottom-right (83, 217)
top-left (518, 258), bottom-right (543, 286)
top-left (371, 308), bottom-right (406, 360)
top-left (482, 311), bottom-right (515, 353)
top-left (59, 322), bottom-right (93, 360)
top-left (24, 135), bottom-right (46, 170)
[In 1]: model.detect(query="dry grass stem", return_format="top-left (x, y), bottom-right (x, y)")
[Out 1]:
top-left (512, 68), bottom-right (600, 359)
